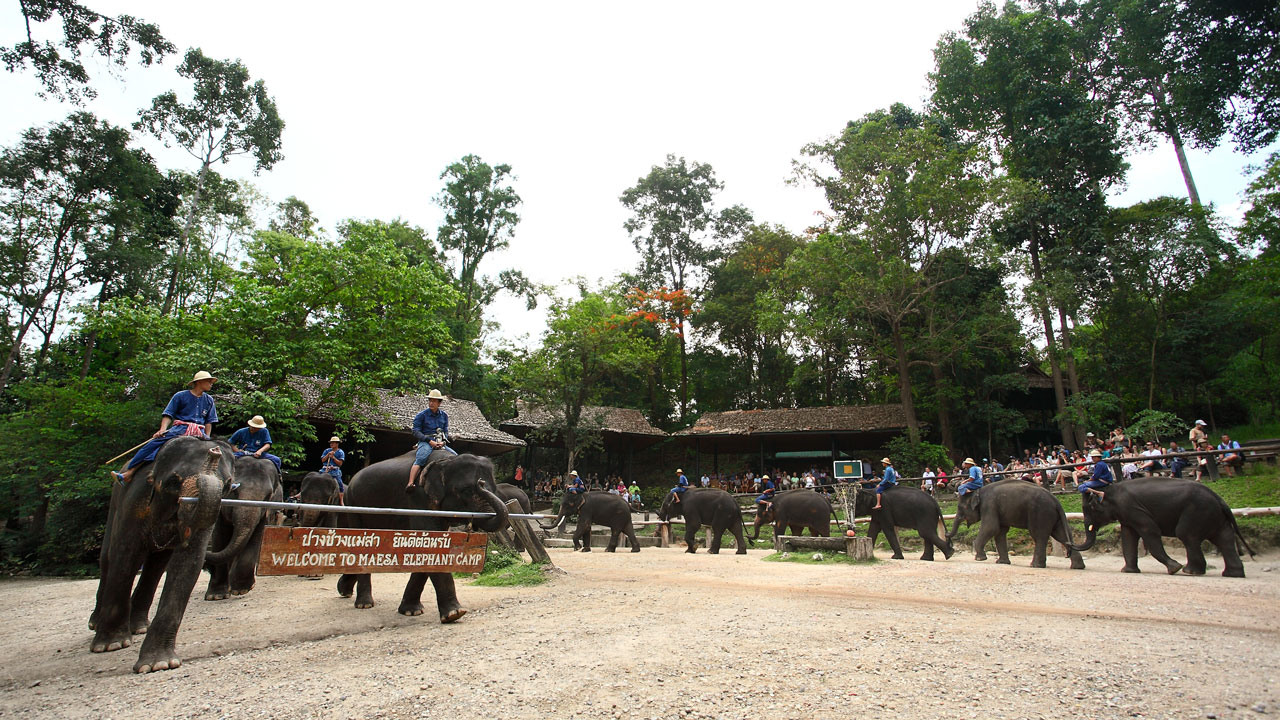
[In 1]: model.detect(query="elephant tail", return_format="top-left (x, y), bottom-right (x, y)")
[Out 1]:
top-left (1225, 505), bottom-right (1257, 559)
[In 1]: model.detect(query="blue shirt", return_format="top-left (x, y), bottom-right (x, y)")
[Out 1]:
top-left (967, 466), bottom-right (984, 484)
top-left (229, 426), bottom-right (272, 452)
top-left (162, 390), bottom-right (218, 426)
top-left (762, 479), bottom-right (775, 491)
top-left (321, 447), bottom-right (345, 474)
top-left (1091, 460), bottom-right (1114, 483)
top-left (412, 407), bottom-right (450, 442)
top-left (882, 466), bottom-right (899, 484)
top-left (677, 474), bottom-right (689, 488)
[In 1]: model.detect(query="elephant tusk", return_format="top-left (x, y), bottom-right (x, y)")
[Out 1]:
top-left (1087, 525), bottom-right (1094, 532)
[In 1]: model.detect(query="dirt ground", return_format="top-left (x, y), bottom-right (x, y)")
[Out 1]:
top-left (1, 545), bottom-right (1278, 720)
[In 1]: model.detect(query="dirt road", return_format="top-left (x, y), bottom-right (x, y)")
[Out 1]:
top-left (1, 547), bottom-right (1278, 719)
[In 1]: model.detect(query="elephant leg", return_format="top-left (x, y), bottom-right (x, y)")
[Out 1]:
top-left (91, 539), bottom-right (147, 653)
top-left (867, 521), bottom-right (882, 552)
top-left (1137, 528), bottom-right (1183, 575)
top-left (354, 574), bottom-right (375, 608)
top-left (606, 527), bottom-right (621, 552)
top-left (626, 525), bottom-right (642, 553)
top-left (972, 524), bottom-right (995, 561)
top-left (133, 527), bottom-right (213, 673)
top-left (398, 573), bottom-right (428, 616)
top-left (204, 519), bottom-right (233, 600)
top-left (684, 526), bottom-right (698, 553)
top-left (576, 519), bottom-right (591, 552)
top-left (708, 524), bottom-right (723, 554)
top-left (1178, 532), bottom-right (1208, 576)
top-left (1210, 525), bottom-right (1246, 578)
top-left (336, 573), bottom-right (357, 598)
top-left (130, 550), bottom-right (172, 634)
top-left (994, 529), bottom-right (1012, 564)
top-left (920, 526), bottom-right (935, 561)
top-left (732, 521), bottom-right (747, 555)
top-left (428, 572), bottom-right (466, 623)
top-left (881, 523), bottom-right (904, 560)
top-left (229, 519), bottom-right (267, 595)
top-left (1119, 526), bottom-right (1142, 572)
top-left (1030, 531), bottom-right (1048, 568)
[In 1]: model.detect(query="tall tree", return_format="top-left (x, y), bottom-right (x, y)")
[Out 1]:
top-left (619, 155), bottom-right (751, 421)
top-left (4, 0), bottom-right (175, 103)
top-left (134, 47), bottom-right (283, 316)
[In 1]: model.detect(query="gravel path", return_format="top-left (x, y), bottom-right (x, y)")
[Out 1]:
top-left (1, 547), bottom-right (1278, 719)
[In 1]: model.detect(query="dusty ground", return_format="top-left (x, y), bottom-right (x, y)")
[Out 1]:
top-left (1, 545), bottom-right (1278, 720)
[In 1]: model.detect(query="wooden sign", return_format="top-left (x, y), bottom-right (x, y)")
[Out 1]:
top-left (257, 527), bottom-right (488, 575)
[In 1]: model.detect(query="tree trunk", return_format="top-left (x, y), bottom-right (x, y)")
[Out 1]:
top-left (890, 322), bottom-right (920, 445)
top-left (1148, 331), bottom-right (1159, 411)
top-left (162, 161), bottom-right (211, 316)
top-left (1057, 306), bottom-right (1085, 448)
top-left (930, 361), bottom-right (955, 456)
top-left (1150, 84), bottom-right (1201, 207)
top-left (1028, 240), bottom-right (1073, 449)
top-left (0, 312), bottom-right (40, 393)
top-left (678, 317), bottom-right (688, 422)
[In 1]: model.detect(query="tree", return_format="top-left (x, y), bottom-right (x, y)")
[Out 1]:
top-left (619, 155), bottom-right (751, 421)
top-left (269, 195), bottom-right (319, 239)
top-left (0, 112), bottom-right (170, 392)
top-left (3, 0), bottom-right (175, 103)
top-left (792, 104), bottom-right (994, 444)
top-left (513, 284), bottom-right (657, 474)
top-left (134, 47), bottom-right (284, 316)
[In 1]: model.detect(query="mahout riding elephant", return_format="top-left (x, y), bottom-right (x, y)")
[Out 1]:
top-left (852, 485), bottom-right (954, 561)
top-left (539, 491), bottom-right (640, 552)
top-left (295, 471), bottom-right (343, 528)
top-left (203, 455), bottom-right (282, 600)
top-left (948, 480), bottom-right (1085, 569)
top-left (658, 488), bottom-right (748, 554)
top-left (496, 482), bottom-right (532, 514)
top-left (89, 436), bottom-right (234, 673)
top-left (1069, 477), bottom-right (1255, 577)
top-left (336, 451), bottom-right (509, 621)
top-left (749, 489), bottom-right (833, 541)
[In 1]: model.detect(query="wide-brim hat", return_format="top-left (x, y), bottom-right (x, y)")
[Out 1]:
top-left (189, 370), bottom-right (217, 385)
top-left (1089, 449), bottom-right (1103, 457)
top-left (881, 457), bottom-right (892, 464)
top-left (427, 389), bottom-right (446, 401)
top-left (761, 475), bottom-right (770, 480)
top-left (329, 436), bottom-right (341, 443)
top-left (962, 457), bottom-right (976, 465)
top-left (569, 470), bottom-right (578, 477)
top-left (675, 468), bottom-right (683, 474)
top-left (248, 415), bottom-right (266, 428)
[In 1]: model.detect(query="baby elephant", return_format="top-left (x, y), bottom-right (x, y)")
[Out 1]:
top-left (540, 491), bottom-right (641, 552)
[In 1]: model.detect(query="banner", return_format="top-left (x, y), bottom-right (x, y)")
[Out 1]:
top-left (258, 527), bottom-right (488, 575)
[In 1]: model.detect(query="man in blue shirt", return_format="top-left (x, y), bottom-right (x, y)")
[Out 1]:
top-left (113, 371), bottom-right (219, 484)
top-left (1218, 434), bottom-right (1244, 476)
top-left (1078, 449), bottom-right (1113, 498)
top-left (320, 436), bottom-right (345, 495)
top-left (406, 389), bottom-right (456, 490)
top-left (872, 457), bottom-right (898, 509)
top-left (755, 474), bottom-right (776, 514)
top-left (957, 458), bottom-right (984, 497)
top-left (671, 468), bottom-right (690, 502)
top-left (229, 415), bottom-right (281, 472)
top-left (566, 470), bottom-right (585, 493)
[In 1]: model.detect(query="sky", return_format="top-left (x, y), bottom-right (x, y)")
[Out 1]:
top-left (1, 1), bottom-right (1270, 348)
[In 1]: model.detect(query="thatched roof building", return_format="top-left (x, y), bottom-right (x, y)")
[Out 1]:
top-left (499, 401), bottom-right (667, 450)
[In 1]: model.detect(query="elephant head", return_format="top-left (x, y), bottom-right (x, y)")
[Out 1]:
top-left (657, 491), bottom-right (683, 522)
top-left (1069, 493), bottom-right (1117, 552)
top-left (539, 490), bottom-right (586, 530)
top-left (295, 472), bottom-right (342, 528)
top-left (852, 486), bottom-right (877, 517)
top-left (153, 439), bottom-right (230, 549)
top-left (947, 490), bottom-right (981, 542)
top-left (421, 455), bottom-right (509, 533)
top-left (205, 455), bottom-right (278, 564)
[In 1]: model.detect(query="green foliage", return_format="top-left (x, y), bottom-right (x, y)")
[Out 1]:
top-left (1056, 391), bottom-right (1121, 434)
top-left (881, 436), bottom-right (952, 478)
top-left (461, 544), bottom-right (549, 587)
top-left (1126, 409), bottom-right (1184, 444)
top-left (762, 551), bottom-right (877, 566)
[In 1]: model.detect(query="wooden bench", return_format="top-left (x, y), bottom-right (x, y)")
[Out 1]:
top-left (774, 534), bottom-right (873, 560)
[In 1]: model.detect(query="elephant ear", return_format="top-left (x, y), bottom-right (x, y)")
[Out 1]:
top-left (422, 460), bottom-right (447, 511)
top-left (969, 491), bottom-right (982, 513)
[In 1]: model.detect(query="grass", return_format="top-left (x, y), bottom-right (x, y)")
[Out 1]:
top-left (456, 544), bottom-right (551, 587)
top-left (1224, 421), bottom-right (1280, 443)
top-left (762, 551), bottom-right (878, 566)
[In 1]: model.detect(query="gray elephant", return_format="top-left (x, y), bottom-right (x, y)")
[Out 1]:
top-left (1070, 477), bottom-right (1255, 577)
top-left (496, 482), bottom-right (532, 514)
top-left (203, 455), bottom-right (282, 600)
top-left (750, 489), bottom-right (833, 541)
top-left (295, 471), bottom-right (343, 528)
top-left (89, 436), bottom-right (233, 673)
top-left (658, 488), bottom-right (748, 554)
top-left (540, 491), bottom-right (640, 552)
top-left (852, 485), bottom-right (953, 561)
top-left (948, 480), bottom-right (1085, 569)
top-left (336, 451), bottom-right (509, 621)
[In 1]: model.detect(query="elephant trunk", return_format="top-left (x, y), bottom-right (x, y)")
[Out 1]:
top-left (539, 508), bottom-right (567, 531)
top-left (471, 487), bottom-right (510, 533)
top-left (176, 448), bottom-right (226, 549)
top-left (204, 506), bottom-right (260, 564)
top-left (1070, 525), bottom-right (1098, 553)
top-left (946, 513), bottom-right (965, 543)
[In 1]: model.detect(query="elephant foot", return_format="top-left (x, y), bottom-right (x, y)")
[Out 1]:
top-left (974, 554), bottom-right (987, 562)
top-left (134, 646), bottom-right (181, 674)
top-left (631, 546), bottom-right (641, 553)
top-left (891, 553), bottom-right (904, 560)
top-left (685, 548), bottom-right (697, 554)
top-left (1223, 567), bottom-right (1246, 578)
top-left (1166, 561), bottom-right (1184, 575)
top-left (996, 558), bottom-right (1011, 565)
top-left (204, 591), bottom-right (229, 601)
top-left (735, 547), bottom-right (747, 555)
top-left (398, 602), bottom-right (425, 617)
top-left (90, 628), bottom-right (132, 653)
top-left (87, 611), bottom-right (97, 632)
top-left (1030, 560), bottom-right (1047, 569)
top-left (943, 548), bottom-right (955, 560)
top-left (440, 607), bottom-right (467, 624)
top-left (354, 597), bottom-right (375, 609)
top-left (336, 576), bottom-right (356, 597)
top-left (708, 548), bottom-right (720, 555)
top-left (1121, 565), bottom-right (1141, 573)
top-left (605, 547), bottom-right (617, 553)
top-left (129, 616), bottom-right (150, 635)
top-left (1070, 558), bottom-right (1086, 570)
top-left (920, 555), bottom-right (934, 561)
top-left (580, 547), bottom-right (591, 553)
top-left (230, 587), bottom-right (251, 596)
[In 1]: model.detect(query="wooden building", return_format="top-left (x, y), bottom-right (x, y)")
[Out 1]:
top-left (499, 401), bottom-right (667, 482)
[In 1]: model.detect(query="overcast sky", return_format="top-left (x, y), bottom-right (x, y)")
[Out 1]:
top-left (2, 1), bottom-right (1269, 348)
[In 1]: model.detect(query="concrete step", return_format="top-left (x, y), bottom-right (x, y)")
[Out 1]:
top-left (544, 535), bottom-right (662, 549)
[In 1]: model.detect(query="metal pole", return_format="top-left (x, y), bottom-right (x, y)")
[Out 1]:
top-left (178, 497), bottom-right (556, 521)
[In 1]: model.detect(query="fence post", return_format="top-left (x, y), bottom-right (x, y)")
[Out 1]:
top-left (505, 499), bottom-right (553, 566)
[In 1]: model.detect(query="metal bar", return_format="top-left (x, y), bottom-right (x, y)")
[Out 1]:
top-left (177, 497), bottom-right (556, 521)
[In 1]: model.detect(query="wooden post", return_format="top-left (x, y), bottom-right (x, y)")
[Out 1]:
top-left (1206, 454), bottom-right (1220, 482)
top-left (505, 499), bottom-right (553, 566)
top-left (845, 536), bottom-right (873, 560)
top-left (657, 522), bottom-right (671, 548)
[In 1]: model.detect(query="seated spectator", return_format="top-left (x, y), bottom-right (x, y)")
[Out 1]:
top-left (935, 466), bottom-right (949, 492)
top-left (921, 467), bottom-right (936, 495)
top-left (1218, 435), bottom-right (1244, 476)
top-left (1139, 442), bottom-right (1164, 475)
top-left (1194, 441), bottom-right (1214, 482)
top-left (1167, 440), bottom-right (1188, 478)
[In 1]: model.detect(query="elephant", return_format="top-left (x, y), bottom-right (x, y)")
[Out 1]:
top-left (852, 485), bottom-right (954, 561)
top-left (948, 480), bottom-right (1085, 569)
top-left (1070, 477), bottom-right (1256, 577)
top-left (496, 482), bottom-right (532, 514)
top-left (203, 455), bottom-right (282, 600)
top-left (539, 491), bottom-right (640, 552)
top-left (295, 471), bottom-right (343, 529)
top-left (658, 488), bottom-right (748, 554)
top-left (89, 435), bottom-right (234, 673)
top-left (749, 489), bottom-right (833, 542)
top-left (336, 451), bottom-right (509, 621)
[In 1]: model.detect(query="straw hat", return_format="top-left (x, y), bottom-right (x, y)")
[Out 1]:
top-left (569, 470), bottom-right (578, 477)
top-left (1089, 449), bottom-right (1102, 457)
top-left (881, 457), bottom-right (892, 464)
top-left (329, 436), bottom-right (341, 444)
top-left (248, 415), bottom-right (266, 428)
top-left (188, 370), bottom-right (217, 385)
top-left (761, 475), bottom-right (770, 480)
top-left (426, 389), bottom-right (446, 401)
top-left (962, 457), bottom-right (976, 466)
top-left (675, 468), bottom-right (683, 474)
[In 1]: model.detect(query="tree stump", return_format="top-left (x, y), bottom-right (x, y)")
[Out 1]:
top-left (505, 499), bottom-right (552, 566)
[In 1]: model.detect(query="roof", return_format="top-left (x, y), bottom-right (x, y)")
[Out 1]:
top-left (290, 377), bottom-right (524, 449)
top-left (674, 404), bottom-right (910, 437)
top-left (500, 401), bottom-right (667, 438)
top-left (1022, 364), bottom-right (1056, 390)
